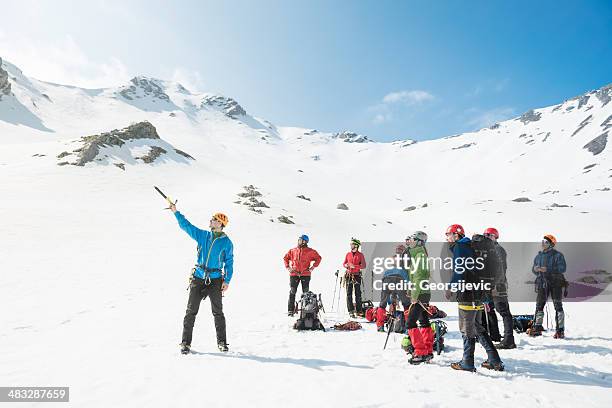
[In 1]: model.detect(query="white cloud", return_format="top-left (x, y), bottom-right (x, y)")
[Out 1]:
top-left (372, 112), bottom-right (392, 124)
top-left (465, 107), bottom-right (516, 129)
top-left (382, 90), bottom-right (434, 105)
top-left (0, 33), bottom-right (130, 88)
top-left (368, 89), bottom-right (434, 125)
top-left (171, 68), bottom-right (206, 93)
top-left (466, 78), bottom-right (510, 97)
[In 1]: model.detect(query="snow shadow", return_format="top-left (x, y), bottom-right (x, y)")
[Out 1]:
top-left (192, 351), bottom-right (373, 371)
top-left (0, 96), bottom-right (53, 132)
top-left (505, 358), bottom-right (612, 388)
top-left (527, 343), bottom-right (612, 356)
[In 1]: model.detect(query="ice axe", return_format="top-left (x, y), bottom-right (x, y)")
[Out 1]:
top-left (154, 186), bottom-right (177, 210)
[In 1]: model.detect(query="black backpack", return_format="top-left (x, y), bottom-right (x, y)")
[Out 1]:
top-left (294, 291), bottom-right (325, 331)
top-left (470, 234), bottom-right (501, 299)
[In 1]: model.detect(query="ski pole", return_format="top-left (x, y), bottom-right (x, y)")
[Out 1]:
top-left (332, 270), bottom-right (339, 312)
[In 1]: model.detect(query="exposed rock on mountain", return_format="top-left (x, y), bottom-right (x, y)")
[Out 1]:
top-left (0, 58), bottom-right (11, 99)
top-left (200, 95), bottom-right (246, 118)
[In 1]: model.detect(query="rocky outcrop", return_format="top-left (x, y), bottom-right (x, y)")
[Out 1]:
top-left (336, 203), bottom-right (349, 210)
top-left (57, 121), bottom-right (193, 168)
top-left (235, 185), bottom-right (269, 213)
top-left (277, 215), bottom-right (295, 224)
top-left (119, 77), bottom-right (170, 101)
top-left (332, 131), bottom-right (369, 143)
top-left (200, 95), bottom-right (246, 118)
top-left (452, 143), bottom-right (475, 150)
top-left (512, 197), bottom-right (532, 202)
top-left (595, 84), bottom-right (612, 107)
top-left (0, 57), bottom-right (11, 99)
top-left (518, 110), bottom-right (542, 124)
top-left (583, 132), bottom-right (608, 156)
top-left (601, 114), bottom-right (612, 131)
top-left (136, 146), bottom-right (167, 163)
top-left (571, 115), bottom-right (592, 137)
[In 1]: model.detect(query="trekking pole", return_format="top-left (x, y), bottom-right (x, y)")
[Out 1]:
top-left (154, 186), bottom-right (177, 209)
top-left (332, 270), bottom-right (339, 312)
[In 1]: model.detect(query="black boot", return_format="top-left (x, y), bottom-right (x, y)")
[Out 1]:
top-left (180, 343), bottom-right (191, 355)
top-left (218, 342), bottom-right (229, 352)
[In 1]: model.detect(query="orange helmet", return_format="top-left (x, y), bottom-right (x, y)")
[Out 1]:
top-left (213, 212), bottom-right (229, 227)
top-left (543, 234), bottom-right (557, 246)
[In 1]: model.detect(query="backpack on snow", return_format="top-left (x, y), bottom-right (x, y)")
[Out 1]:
top-left (385, 310), bottom-right (405, 333)
top-left (294, 291), bottom-right (325, 331)
top-left (431, 320), bottom-right (448, 355)
top-left (512, 314), bottom-right (534, 333)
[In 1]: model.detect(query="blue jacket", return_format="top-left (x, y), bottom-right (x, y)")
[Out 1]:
top-left (532, 248), bottom-right (566, 275)
top-left (450, 237), bottom-right (475, 284)
top-left (383, 267), bottom-right (410, 282)
top-left (175, 211), bottom-right (234, 283)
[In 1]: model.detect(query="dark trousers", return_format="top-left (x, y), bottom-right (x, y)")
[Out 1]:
top-left (493, 295), bottom-right (515, 344)
top-left (479, 306), bottom-right (501, 342)
top-left (458, 308), bottom-right (501, 369)
top-left (182, 277), bottom-right (226, 346)
top-left (346, 273), bottom-right (363, 313)
top-left (379, 275), bottom-right (411, 309)
top-left (406, 294), bottom-right (431, 329)
top-left (288, 275), bottom-right (311, 312)
top-left (535, 275), bottom-right (564, 331)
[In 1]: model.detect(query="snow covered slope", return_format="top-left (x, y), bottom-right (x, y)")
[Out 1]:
top-left (1, 56), bottom-right (611, 407)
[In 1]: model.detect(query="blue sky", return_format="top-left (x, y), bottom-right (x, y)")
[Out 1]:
top-left (2, 0), bottom-right (611, 141)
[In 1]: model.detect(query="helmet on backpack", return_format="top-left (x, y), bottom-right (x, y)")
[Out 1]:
top-left (446, 224), bottom-right (465, 236)
top-left (484, 227), bottom-right (499, 239)
top-left (543, 234), bottom-right (557, 246)
top-left (213, 212), bottom-right (229, 227)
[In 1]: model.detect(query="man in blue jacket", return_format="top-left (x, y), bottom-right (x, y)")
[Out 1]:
top-left (528, 234), bottom-right (567, 338)
top-left (170, 203), bottom-right (234, 354)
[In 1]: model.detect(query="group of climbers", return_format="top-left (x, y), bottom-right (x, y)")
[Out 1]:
top-left (163, 202), bottom-right (568, 370)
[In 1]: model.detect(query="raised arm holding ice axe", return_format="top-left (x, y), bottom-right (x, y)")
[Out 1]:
top-left (155, 186), bottom-right (234, 355)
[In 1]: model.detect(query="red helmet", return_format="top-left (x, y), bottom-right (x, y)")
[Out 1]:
top-left (484, 227), bottom-right (499, 239)
top-left (446, 224), bottom-right (465, 236)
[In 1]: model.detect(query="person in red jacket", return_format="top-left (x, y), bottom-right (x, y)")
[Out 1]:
top-left (343, 237), bottom-right (367, 318)
top-left (284, 234), bottom-right (322, 316)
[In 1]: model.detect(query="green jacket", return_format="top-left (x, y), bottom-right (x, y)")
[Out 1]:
top-left (408, 245), bottom-right (430, 300)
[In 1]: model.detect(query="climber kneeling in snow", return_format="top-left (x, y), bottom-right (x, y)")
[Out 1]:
top-left (375, 244), bottom-right (411, 332)
top-left (170, 203), bottom-right (234, 355)
top-left (284, 234), bottom-right (322, 316)
top-left (404, 231), bottom-right (435, 364)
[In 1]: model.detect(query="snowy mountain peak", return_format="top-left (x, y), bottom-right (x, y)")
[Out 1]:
top-left (117, 76), bottom-right (172, 102)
